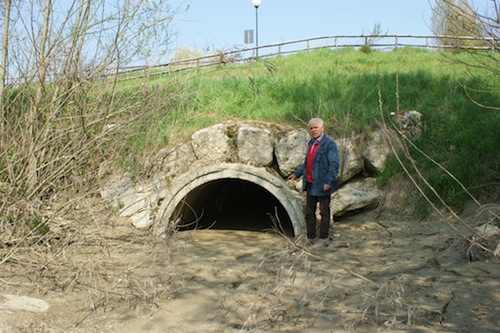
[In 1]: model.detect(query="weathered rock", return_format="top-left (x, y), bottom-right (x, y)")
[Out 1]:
top-left (336, 138), bottom-right (364, 184)
top-left (237, 124), bottom-right (274, 166)
top-left (274, 129), bottom-right (309, 176)
top-left (100, 173), bottom-right (135, 209)
top-left (0, 294), bottom-right (49, 312)
top-left (100, 172), bottom-right (167, 229)
top-left (331, 178), bottom-right (380, 217)
top-left (363, 128), bottom-right (391, 173)
top-left (158, 142), bottom-right (196, 178)
top-left (475, 224), bottom-right (500, 238)
top-left (400, 110), bottom-right (424, 139)
top-left (494, 242), bottom-right (500, 258)
top-left (191, 123), bottom-right (232, 164)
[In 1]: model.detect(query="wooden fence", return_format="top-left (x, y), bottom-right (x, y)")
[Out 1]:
top-left (6, 34), bottom-right (497, 85)
top-left (114, 34), bottom-right (498, 81)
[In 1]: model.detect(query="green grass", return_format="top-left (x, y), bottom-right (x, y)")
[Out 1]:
top-left (156, 48), bottom-right (493, 131)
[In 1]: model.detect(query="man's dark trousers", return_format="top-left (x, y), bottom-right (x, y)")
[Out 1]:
top-left (305, 183), bottom-right (331, 240)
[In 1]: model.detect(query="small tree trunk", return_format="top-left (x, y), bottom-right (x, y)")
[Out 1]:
top-left (38, 0), bottom-right (52, 85)
top-left (0, 0), bottom-right (12, 145)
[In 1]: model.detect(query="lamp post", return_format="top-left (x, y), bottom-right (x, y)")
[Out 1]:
top-left (252, 0), bottom-right (261, 57)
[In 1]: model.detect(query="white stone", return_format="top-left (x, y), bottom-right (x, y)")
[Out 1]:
top-left (475, 224), bottom-right (500, 239)
top-left (275, 129), bottom-right (309, 176)
top-left (237, 125), bottom-right (274, 166)
top-left (331, 178), bottom-right (380, 217)
top-left (336, 138), bottom-right (364, 184)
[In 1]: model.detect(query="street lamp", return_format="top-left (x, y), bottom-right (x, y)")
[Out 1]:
top-left (252, 0), bottom-right (261, 57)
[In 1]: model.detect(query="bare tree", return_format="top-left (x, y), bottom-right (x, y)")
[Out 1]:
top-left (431, 0), bottom-right (499, 110)
top-left (0, 0), bottom-right (178, 245)
top-left (431, 0), bottom-right (487, 48)
top-left (0, 0), bottom-right (12, 139)
top-left (38, 0), bottom-right (52, 85)
top-left (360, 23), bottom-right (388, 53)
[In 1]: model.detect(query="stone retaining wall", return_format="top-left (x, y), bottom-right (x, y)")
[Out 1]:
top-left (100, 118), bottom-right (417, 237)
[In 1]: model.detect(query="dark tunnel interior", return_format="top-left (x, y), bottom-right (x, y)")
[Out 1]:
top-left (172, 179), bottom-right (295, 237)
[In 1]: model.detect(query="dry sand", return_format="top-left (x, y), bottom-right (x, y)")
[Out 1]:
top-left (1, 208), bottom-right (499, 332)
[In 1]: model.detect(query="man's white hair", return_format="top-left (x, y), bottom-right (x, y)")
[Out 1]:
top-left (308, 118), bottom-right (324, 127)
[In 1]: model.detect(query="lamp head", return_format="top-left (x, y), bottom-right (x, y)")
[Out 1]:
top-left (252, 0), bottom-right (261, 8)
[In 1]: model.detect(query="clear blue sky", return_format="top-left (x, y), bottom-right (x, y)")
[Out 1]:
top-left (168, 0), bottom-right (435, 52)
top-left (167, 0), bottom-right (491, 53)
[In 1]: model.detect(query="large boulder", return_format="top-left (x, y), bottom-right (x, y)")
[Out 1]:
top-left (100, 172), bottom-right (167, 229)
top-left (191, 123), bottom-right (233, 164)
top-left (336, 138), bottom-right (364, 184)
top-left (399, 110), bottom-right (424, 139)
top-left (362, 128), bottom-right (392, 173)
top-left (331, 178), bottom-right (380, 217)
top-left (237, 124), bottom-right (274, 166)
top-left (274, 128), bottom-right (309, 176)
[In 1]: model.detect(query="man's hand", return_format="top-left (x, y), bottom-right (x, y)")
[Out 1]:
top-left (288, 174), bottom-right (297, 181)
top-left (323, 184), bottom-right (331, 191)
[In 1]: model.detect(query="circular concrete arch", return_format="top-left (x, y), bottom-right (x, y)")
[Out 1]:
top-left (157, 163), bottom-right (305, 237)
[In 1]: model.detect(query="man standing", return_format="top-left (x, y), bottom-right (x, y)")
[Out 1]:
top-left (288, 118), bottom-right (339, 248)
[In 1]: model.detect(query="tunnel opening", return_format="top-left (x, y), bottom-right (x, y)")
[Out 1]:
top-left (172, 178), bottom-right (295, 237)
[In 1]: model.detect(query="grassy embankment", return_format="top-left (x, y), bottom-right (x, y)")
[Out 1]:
top-left (122, 47), bottom-right (498, 217)
top-left (1, 47), bottom-right (498, 227)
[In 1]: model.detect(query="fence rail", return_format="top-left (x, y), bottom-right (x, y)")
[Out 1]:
top-left (7, 34), bottom-right (500, 85)
top-left (113, 34), bottom-right (498, 81)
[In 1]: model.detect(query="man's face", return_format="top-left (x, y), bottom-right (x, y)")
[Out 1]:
top-left (309, 121), bottom-right (324, 139)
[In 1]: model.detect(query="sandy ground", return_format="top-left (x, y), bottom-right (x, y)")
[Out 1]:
top-left (1, 207), bottom-right (499, 333)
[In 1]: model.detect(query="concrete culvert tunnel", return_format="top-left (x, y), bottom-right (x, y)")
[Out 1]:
top-left (173, 179), bottom-right (294, 236)
top-left (159, 164), bottom-right (305, 238)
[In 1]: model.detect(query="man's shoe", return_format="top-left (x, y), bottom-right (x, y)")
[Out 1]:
top-left (312, 238), bottom-right (328, 248)
top-left (304, 238), bottom-right (315, 248)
